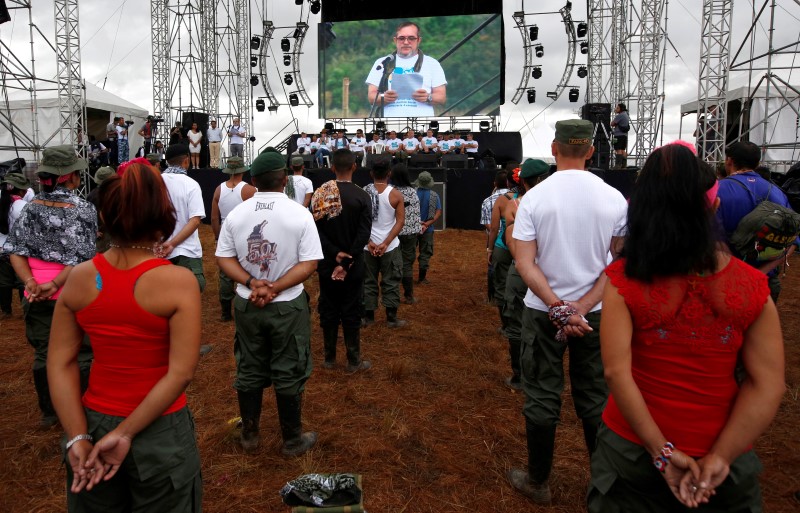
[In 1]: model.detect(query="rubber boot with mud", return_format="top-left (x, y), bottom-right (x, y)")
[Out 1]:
top-left (322, 324), bottom-right (339, 369)
top-left (276, 392), bottom-right (317, 457)
top-left (401, 277), bottom-right (417, 304)
top-left (237, 389), bottom-right (263, 453)
top-left (507, 422), bottom-right (556, 504)
top-left (386, 307), bottom-right (407, 328)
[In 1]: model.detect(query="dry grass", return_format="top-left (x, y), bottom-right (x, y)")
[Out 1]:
top-left (0, 225), bottom-right (798, 512)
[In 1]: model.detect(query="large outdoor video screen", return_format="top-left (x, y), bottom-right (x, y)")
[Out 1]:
top-left (318, 14), bottom-right (503, 118)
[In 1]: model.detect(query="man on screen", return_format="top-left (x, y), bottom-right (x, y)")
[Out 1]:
top-left (366, 22), bottom-right (447, 117)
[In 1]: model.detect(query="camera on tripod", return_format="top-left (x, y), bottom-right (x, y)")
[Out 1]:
top-left (125, 120), bottom-right (135, 126)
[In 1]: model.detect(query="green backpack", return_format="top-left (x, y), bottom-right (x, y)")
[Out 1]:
top-left (727, 178), bottom-right (800, 262)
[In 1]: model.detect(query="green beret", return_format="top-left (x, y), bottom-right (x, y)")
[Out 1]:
top-left (250, 151), bottom-right (286, 177)
top-left (520, 159), bottom-right (550, 179)
top-left (554, 119), bottom-right (594, 145)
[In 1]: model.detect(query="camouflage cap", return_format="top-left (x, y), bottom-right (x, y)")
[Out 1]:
top-left (223, 156), bottom-right (248, 174)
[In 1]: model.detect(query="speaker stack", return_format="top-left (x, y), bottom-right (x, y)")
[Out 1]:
top-left (581, 103), bottom-right (612, 170)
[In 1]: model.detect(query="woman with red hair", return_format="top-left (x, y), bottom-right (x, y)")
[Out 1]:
top-left (48, 161), bottom-right (203, 512)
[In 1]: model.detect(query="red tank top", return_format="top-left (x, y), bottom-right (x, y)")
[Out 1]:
top-left (602, 257), bottom-right (769, 457)
top-left (79, 254), bottom-right (186, 417)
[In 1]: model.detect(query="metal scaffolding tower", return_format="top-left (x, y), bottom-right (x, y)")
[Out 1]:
top-left (510, 11), bottom-right (535, 104)
top-left (586, 0), bottom-right (627, 105)
top-left (151, 0), bottom-right (171, 135)
top-left (53, 0), bottom-right (85, 148)
top-left (696, 0), bottom-right (733, 165)
top-left (624, 0), bottom-right (668, 165)
top-left (152, 0), bottom-right (254, 161)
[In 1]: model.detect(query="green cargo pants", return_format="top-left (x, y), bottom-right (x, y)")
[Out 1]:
top-left (363, 247), bottom-right (402, 311)
top-left (169, 256), bottom-right (206, 293)
top-left (24, 299), bottom-right (92, 372)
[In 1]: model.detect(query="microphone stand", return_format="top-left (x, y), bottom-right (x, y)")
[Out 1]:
top-left (369, 56), bottom-right (394, 119)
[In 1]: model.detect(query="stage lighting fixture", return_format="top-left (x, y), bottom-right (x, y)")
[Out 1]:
top-left (535, 45), bottom-right (544, 58)
top-left (284, 73), bottom-right (294, 85)
top-left (429, 120), bottom-right (439, 131)
top-left (577, 66), bottom-right (587, 78)
top-left (250, 56), bottom-right (257, 68)
top-left (546, 91), bottom-right (558, 100)
top-left (532, 66), bottom-right (542, 79)
top-left (295, 0), bottom-right (303, 4)
top-left (309, 0), bottom-right (321, 14)
top-left (268, 105), bottom-right (279, 112)
top-left (479, 120), bottom-right (491, 133)
top-left (283, 54), bottom-right (291, 66)
top-left (375, 121), bottom-right (386, 130)
top-left (529, 25), bottom-right (539, 41)
top-left (527, 89), bottom-right (536, 103)
top-left (289, 94), bottom-right (299, 107)
top-left (568, 88), bottom-right (580, 102)
top-left (250, 75), bottom-right (259, 86)
top-left (255, 99), bottom-right (265, 112)
top-left (281, 38), bottom-right (290, 52)
top-left (580, 41), bottom-right (588, 54)
top-left (577, 22), bottom-right (587, 38)
top-left (324, 122), bottom-right (334, 131)
top-left (250, 36), bottom-right (261, 50)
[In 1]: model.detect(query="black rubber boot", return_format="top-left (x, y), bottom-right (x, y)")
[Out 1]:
top-left (386, 307), bottom-right (407, 328)
top-left (361, 310), bottom-right (375, 327)
top-left (401, 277), bottom-right (417, 304)
top-left (582, 416), bottom-right (601, 456)
top-left (417, 268), bottom-right (428, 284)
top-left (322, 325), bottom-right (339, 369)
top-left (0, 286), bottom-right (12, 316)
top-left (508, 421), bottom-right (556, 504)
top-left (237, 389), bottom-right (263, 453)
top-left (343, 326), bottom-right (371, 372)
top-left (220, 300), bottom-right (233, 322)
top-left (32, 368), bottom-right (58, 429)
top-left (275, 392), bottom-right (317, 457)
top-left (505, 337), bottom-right (522, 390)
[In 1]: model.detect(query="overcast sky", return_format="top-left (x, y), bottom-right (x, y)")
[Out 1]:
top-left (2, 0), bottom-right (798, 158)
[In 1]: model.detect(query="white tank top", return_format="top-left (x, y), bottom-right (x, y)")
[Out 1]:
top-left (368, 185), bottom-right (400, 252)
top-left (218, 180), bottom-right (247, 221)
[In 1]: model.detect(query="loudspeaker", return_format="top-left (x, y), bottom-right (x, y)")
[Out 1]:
top-left (0, 0), bottom-right (10, 25)
top-left (589, 142), bottom-right (611, 170)
top-left (409, 153), bottom-right (439, 168)
top-left (441, 154), bottom-right (468, 169)
top-left (181, 111), bottom-right (209, 135)
top-left (581, 103), bottom-right (611, 128)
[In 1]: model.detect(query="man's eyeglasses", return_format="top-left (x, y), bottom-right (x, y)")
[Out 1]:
top-left (395, 36), bottom-right (419, 42)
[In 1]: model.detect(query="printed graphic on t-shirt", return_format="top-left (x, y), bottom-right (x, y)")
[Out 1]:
top-left (246, 220), bottom-right (278, 273)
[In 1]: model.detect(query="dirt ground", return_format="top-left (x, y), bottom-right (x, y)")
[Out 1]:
top-left (0, 225), bottom-right (798, 512)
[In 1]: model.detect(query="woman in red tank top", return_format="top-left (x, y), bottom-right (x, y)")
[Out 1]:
top-left (47, 162), bottom-right (203, 512)
top-left (589, 143), bottom-right (785, 512)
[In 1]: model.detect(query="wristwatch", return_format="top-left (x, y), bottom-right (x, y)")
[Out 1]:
top-left (427, 93), bottom-right (433, 104)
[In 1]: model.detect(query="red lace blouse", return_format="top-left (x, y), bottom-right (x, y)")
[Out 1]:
top-left (79, 254), bottom-right (186, 417)
top-left (602, 257), bottom-right (769, 457)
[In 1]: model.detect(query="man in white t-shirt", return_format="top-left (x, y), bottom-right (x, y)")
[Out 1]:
top-left (438, 133), bottom-right (454, 154)
top-left (331, 130), bottom-right (349, 152)
top-left (451, 133), bottom-right (466, 154)
top-left (286, 156), bottom-right (314, 207)
top-left (207, 119), bottom-right (224, 168)
top-left (228, 117), bottom-right (246, 158)
top-left (384, 131), bottom-right (403, 161)
top-left (161, 143), bottom-right (207, 292)
top-left (294, 131), bottom-right (311, 155)
top-left (401, 129), bottom-right (420, 157)
top-left (421, 129), bottom-right (438, 153)
top-left (367, 132), bottom-right (385, 154)
top-left (216, 150), bottom-right (323, 457)
top-left (211, 156), bottom-right (257, 321)
top-left (365, 22), bottom-right (447, 117)
top-left (349, 129), bottom-right (368, 159)
top-left (507, 120), bottom-right (628, 505)
top-left (464, 133), bottom-right (479, 154)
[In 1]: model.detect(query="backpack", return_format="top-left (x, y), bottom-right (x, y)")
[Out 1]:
top-left (726, 178), bottom-right (800, 262)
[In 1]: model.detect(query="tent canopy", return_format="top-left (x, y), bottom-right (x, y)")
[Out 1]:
top-left (680, 84), bottom-right (800, 115)
top-left (4, 81), bottom-right (148, 118)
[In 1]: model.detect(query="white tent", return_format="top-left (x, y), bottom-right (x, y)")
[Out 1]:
top-left (680, 84), bottom-right (800, 164)
top-left (0, 81), bottom-right (150, 162)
